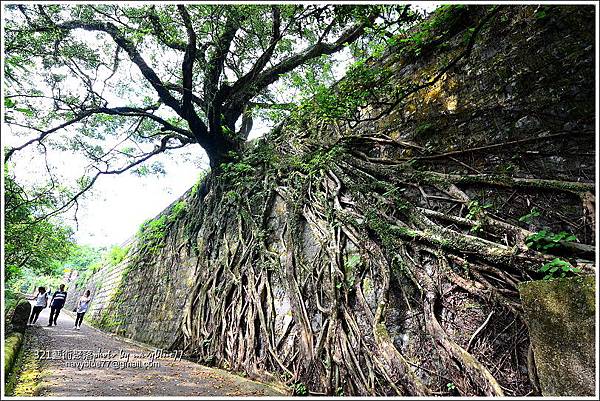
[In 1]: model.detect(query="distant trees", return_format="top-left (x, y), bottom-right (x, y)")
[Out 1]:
top-left (4, 171), bottom-right (74, 286)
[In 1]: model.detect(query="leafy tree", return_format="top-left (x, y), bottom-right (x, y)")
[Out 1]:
top-left (4, 170), bottom-right (74, 283)
top-left (59, 243), bottom-right (103, 272)
top-left (4, 4), bottom-right (416, 214)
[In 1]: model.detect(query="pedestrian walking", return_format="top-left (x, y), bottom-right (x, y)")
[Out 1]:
top-left (48, 284), bottom-right (67, 326)
top-left (73, 290), bottom-right (92, 330)
top-left (28, 287), bottom-right (48, 325)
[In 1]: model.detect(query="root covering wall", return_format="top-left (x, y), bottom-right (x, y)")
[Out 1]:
top-left (72, 5), bottom-right (595, 396)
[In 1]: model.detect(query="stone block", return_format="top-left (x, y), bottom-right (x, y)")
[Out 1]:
top-left (10, 299), bottom-right (32, 333)
top-left (519, 276), bottom-right (596, 396)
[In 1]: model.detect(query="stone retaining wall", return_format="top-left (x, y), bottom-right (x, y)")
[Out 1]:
top-left (4, 296), bottom-right (31, 382)
top-left (66, 195), bottom-right (198, 350)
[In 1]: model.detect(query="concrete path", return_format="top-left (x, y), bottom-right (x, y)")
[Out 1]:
top-left (19, 303), bottom-right (285, 397)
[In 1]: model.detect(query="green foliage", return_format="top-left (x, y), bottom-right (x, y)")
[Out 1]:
top-left (169, 200), bottom-right (187, 221)
top-left (60, 244), bottom-right (103, 272)
top-left (134, 206), bottom-right (189, 259)
top-left (4, 95), bottom-right (35, 122)
top-left (290, 60), bottom-right (394, 123)
top-left (4, 289), bottom-right (20, 321)
top-left (539, 258), bottom-right (580, 280)
top-left (74, 262), bottom-right (101, 289)
top-left (4, 172), bottom-right (74, 285)
top-left (137, 215), bottom-right (168, 246)
top-left (446, 382), bottom-right (457, 391)
top-left (526, 230), bottom-right (577, 252)
top-left (466, 200), bottom-right (492, 220)
top-left (4, 3), bottom-right (419, 205)
top-left (8, 271), bottom-right (65, 295)
top-left (221, 161), bottom-right (255, 176)
top-left (224, 190), bottom-right (241, 204)
top-left (518, 207), bottom-right (541, 224)
top-left (343, 254), bottom-right (362, 288)
top-left (105, 245), bottom-right (130, 266)
top-left (415, 122), bottom-right (435, 137)
top-left (345, 254), bottom-right (362, 271)
top-left (288, 147), bottom-right (343, 176)
top-left (132, 161), bottom-right (166, 177)
top-left (465, 200), bottom-right (492, 233)
top-left (390, 4), bottom-right (467, 59)
top-left (55, 244), bottom-right (103, 289)
top-left (190, 170), bottom-right (209, 197)
top-left (291, 382), bottom-right (308, 396)
top-left (534, 6), bottom-right (551, 20)
top-left (221, 125), bottom-right (235, 139)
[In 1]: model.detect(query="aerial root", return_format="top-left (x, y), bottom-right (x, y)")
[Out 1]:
top-left (174, 152), bottom-right (592, 395)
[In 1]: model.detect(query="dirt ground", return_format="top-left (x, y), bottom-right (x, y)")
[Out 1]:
top-left (15, 303), bottom-right (286, 397)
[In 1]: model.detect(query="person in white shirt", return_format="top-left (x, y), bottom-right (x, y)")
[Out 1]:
top-left (73, 290), bottom-right (92, 330)
top-left (28, 287), bottom-right (48, 325)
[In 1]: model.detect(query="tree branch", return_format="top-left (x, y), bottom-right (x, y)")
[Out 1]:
top-left (203, 12), bottom-right (240, 103)
top-left (147, 6), bottom-right (187, 52)
top-left (229, 11), bottom-right (379, 104)
top-left (5, 111), bottom-right (93, 161)
top-left (178, 5), bottom-right (197, 117)
top-left (37, 133), bottom-right (186, 222)
top-left (4, 105), bottom-right (195, 162)
top-left (50, 20), bottom-right (182, 114)
top-left (232, 6), bottom-right (282, 94)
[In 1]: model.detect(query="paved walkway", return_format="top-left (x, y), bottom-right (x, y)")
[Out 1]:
top-left (21, 303), bottom-right (285, 397)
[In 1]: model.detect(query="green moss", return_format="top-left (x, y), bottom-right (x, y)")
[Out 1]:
top-left (343, 254), bottom-right (361, 288)
top-left (415, 122), bottom-right (435, 137)
top-left (4, 332), bottom-right (23, 381)
top-left (518, 276), bottom-right (595, 395)
top-left (463, 302), bottom-right (481, 310)
top-left (6, 333), bottom-right (45, 396)
top-left (169, 200), bottom-right (187, 221)
top-left (190, 170), bottom-right (209, 197)
top-left (374, 323), bottom-right (391, 340)
top-left (3, 290), bottom-right (20, 321)
top-left (105, 245), bottom-right (130, 266)
top-left (362, 278), bottom-right (374, 296)
top-left (91, 308), bottom-right (125, 332)
top-left (133, 213), bottom-right (171, 260)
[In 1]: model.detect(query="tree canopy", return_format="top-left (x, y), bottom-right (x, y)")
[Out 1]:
top-left (4, 169), bottom-right (74, 284)
top-left (4, 4), bottom-right (418, 215)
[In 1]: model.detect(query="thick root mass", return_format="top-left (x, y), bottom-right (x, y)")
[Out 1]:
top-left (160, 5), bottom-right (593, 396)
top-left (172, 138), bottom-right (592, 395)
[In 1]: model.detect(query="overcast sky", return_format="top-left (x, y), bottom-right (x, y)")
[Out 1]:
top-left (3, 2), bottom-right (440, 248)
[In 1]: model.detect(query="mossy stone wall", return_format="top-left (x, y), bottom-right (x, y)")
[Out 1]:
top-left (65, 218), bottom-right (197, 350)
top-left (519, 276), bottom-right (595, 396)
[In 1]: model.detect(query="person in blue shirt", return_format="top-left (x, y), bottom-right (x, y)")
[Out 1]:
top-left (48, 284), bottom-right (67, 326)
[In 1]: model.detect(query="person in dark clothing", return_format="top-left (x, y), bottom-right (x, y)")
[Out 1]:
top-left (48, 284), bottom-right (67, 326)
top-left (29, 286), bottom-right (48, 325)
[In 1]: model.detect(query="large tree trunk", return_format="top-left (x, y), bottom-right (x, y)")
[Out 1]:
top-left (133, 5), bottom-right (595, 396)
